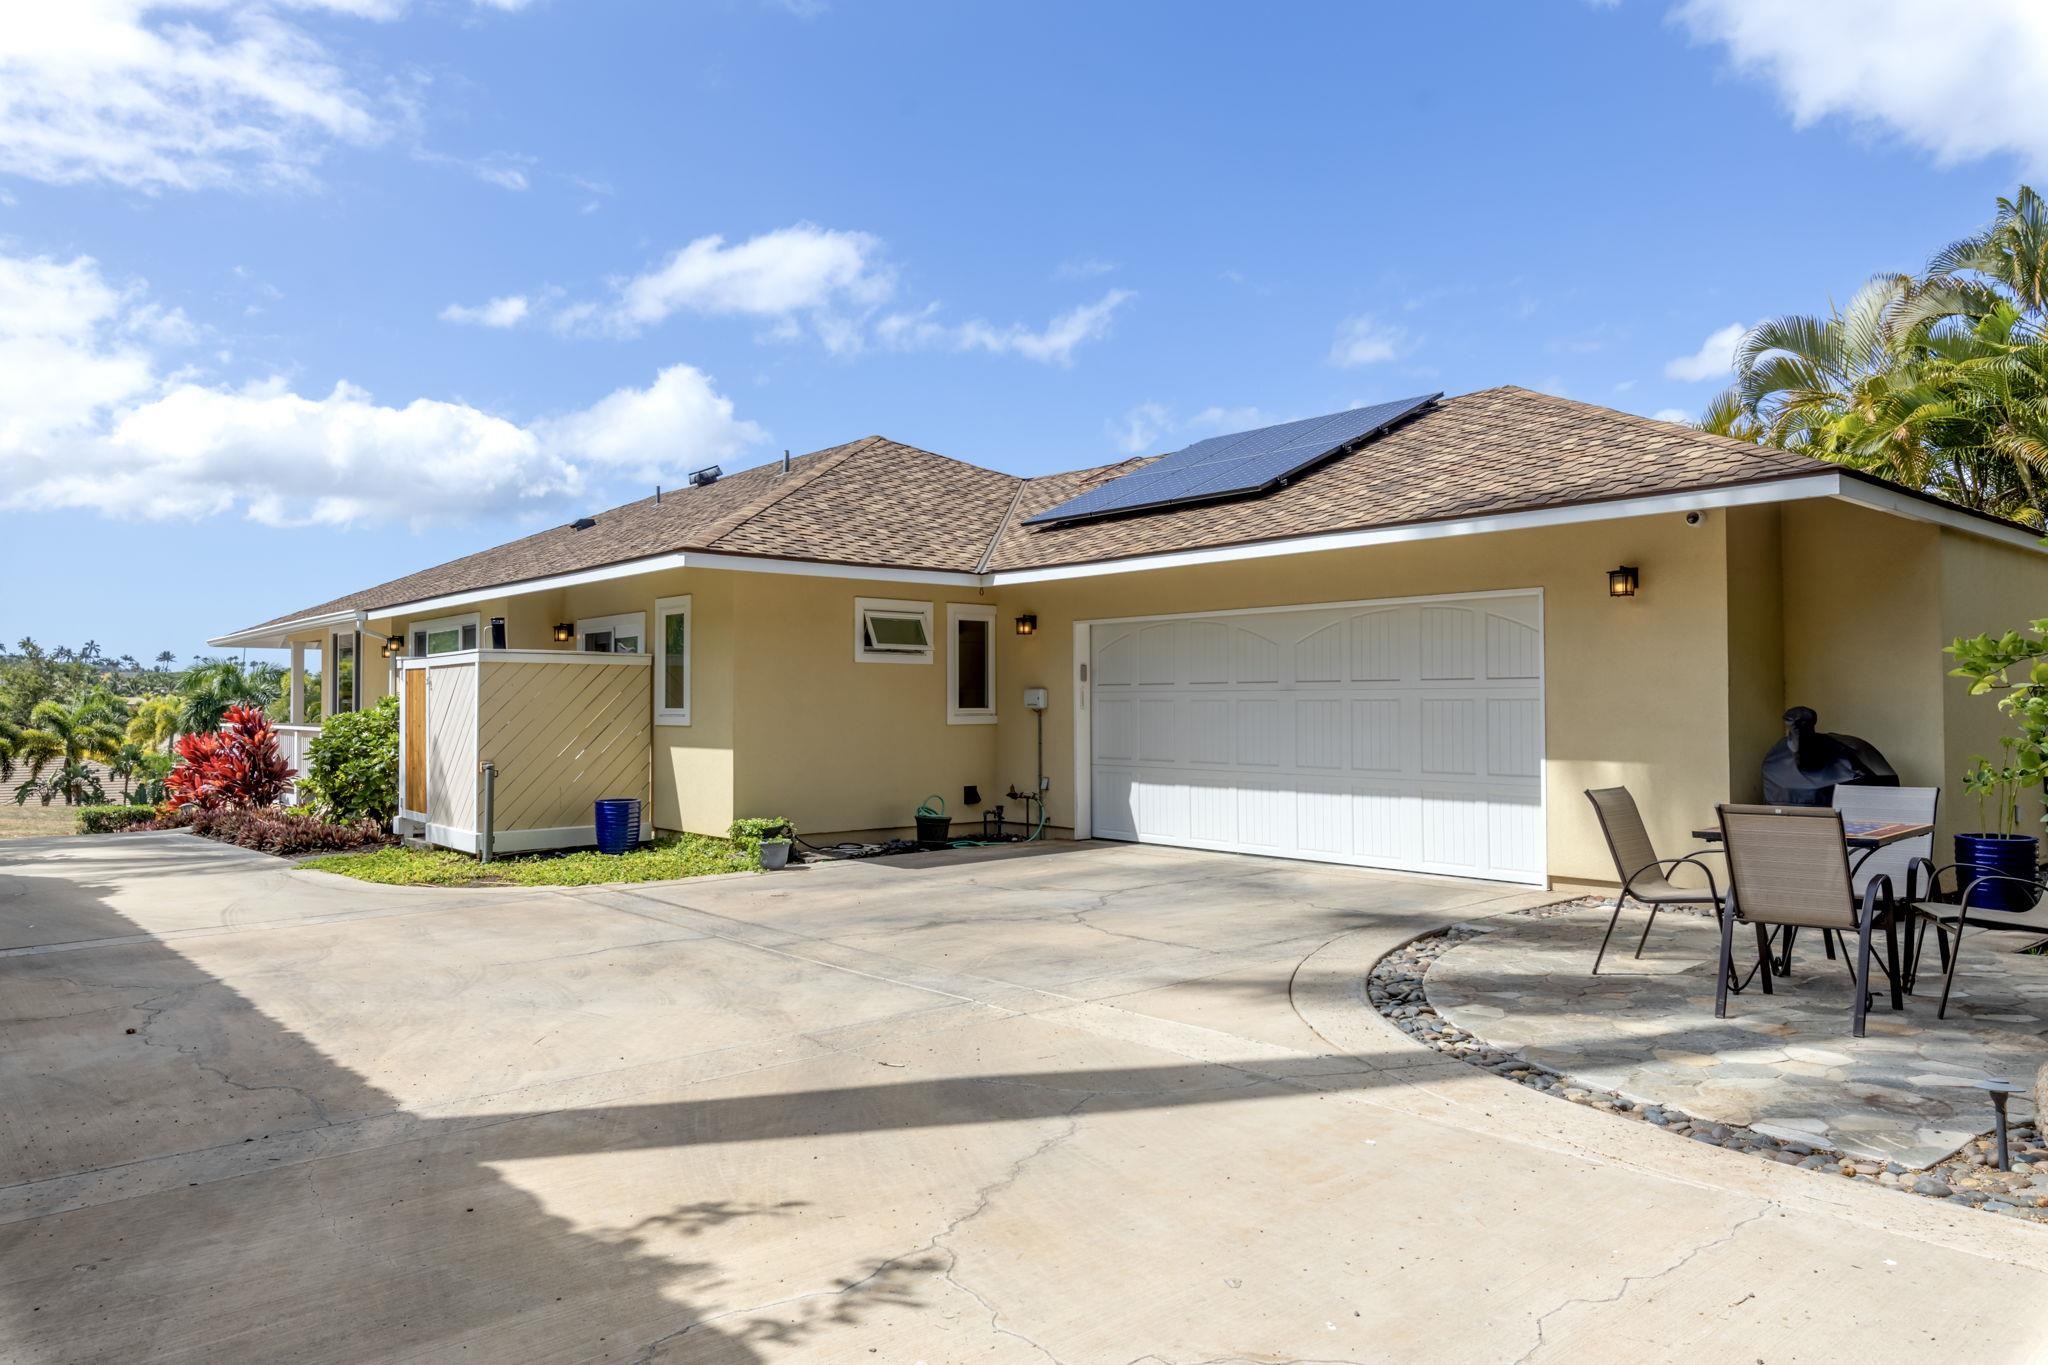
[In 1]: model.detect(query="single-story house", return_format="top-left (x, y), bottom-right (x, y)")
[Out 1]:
top-left (212, 385), bottom-right (2048, 891)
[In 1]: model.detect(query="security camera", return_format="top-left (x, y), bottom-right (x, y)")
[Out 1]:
top-left (1684, 510), bottom-right (1706, 527)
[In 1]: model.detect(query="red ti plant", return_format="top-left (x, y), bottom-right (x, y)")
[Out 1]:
top-left (164, 705), bottom-right (294, 812)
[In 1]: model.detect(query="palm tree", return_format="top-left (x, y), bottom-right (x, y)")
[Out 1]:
top-left (126, 695), bottom-right (184, 751)
top-left (13, 695), bottom-right (125, 804)
top-left (1930, 185), bottom-right (2048, 323)
top-left (154, 650), bottom-right (176, 672)
top-left (107, 742), bottom-right (148, 802)
top-left (14, 761), bottom-right (105, 807)
top-left (1733, 273), bottom-right (1917, 452)
top-left (178, 659), bottom-right (282, 734)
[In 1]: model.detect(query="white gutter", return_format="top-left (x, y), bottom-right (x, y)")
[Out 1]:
top-left (208, 470), bottom-right (2046, 642)
top-left (985, 474), bottom-right (1845, 585)
top-left (207, 609), bottom-right (364, 650)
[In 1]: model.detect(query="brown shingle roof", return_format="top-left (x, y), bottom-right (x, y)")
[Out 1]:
top-left (228, 386), bottom-right (1827, 636)
top-left (987, 386), bottom-right (1820, 570)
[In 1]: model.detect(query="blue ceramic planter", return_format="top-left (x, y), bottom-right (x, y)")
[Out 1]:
top-left (1953, 833), bottom-right (2040, 912)
top-left (593, 797), bottom-right (641, 855)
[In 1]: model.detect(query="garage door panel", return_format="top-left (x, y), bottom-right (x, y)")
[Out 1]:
top-left (1486, 697), bottom-right (1542, 778)
top-left (1350, 698), bottom-right (1407, 773)
top-left (1419, 697), bottom-right (1478, 775)
top-left (1095, 697), bottom-right (1138, 761)
top-left (1091, 594), bottom-right (1544, 885)
top-left (1234, 699), bottom-right (1288, 767)
top-left (1186, 699), bottom-right (1234, 764)
top-left (1295, 620), bottom-right (1348, 683)
top-left (1350, 610), bottom-right (1407, 683)
top-left (1186, 621), bottom-right (1231, 684)
top-left (1486, 611), bottom-right (1541, 680)
top-left (1294, 699), bottom-right (1346, 771)
top-left (1233, 629), bottom-right (1281, 684)
top-left (1138, 698), bottom-right (1179, 763)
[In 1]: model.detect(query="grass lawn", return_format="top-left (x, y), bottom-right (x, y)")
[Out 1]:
top-left (302, 834), bottom-right (760, 887)
top-left (0, 803), bottom-right (80, 840)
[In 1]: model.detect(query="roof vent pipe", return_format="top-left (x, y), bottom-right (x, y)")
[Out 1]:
top-left (781, 449), bottom-right (791, 475)
top-left (655, 484), bottom-right (661, 505)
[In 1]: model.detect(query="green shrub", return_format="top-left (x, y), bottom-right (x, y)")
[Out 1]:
top-left (76, 804), bottom-right (161, 834)
top-left (728, 816), bottom-right (793, 852)
top-left (301, 694), bottom-right (400, 824)
top-left (186, 806), bottom-right (390, 855)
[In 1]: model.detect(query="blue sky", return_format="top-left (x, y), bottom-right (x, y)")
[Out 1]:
top-left (3, 0), bottom-right (2043, 663)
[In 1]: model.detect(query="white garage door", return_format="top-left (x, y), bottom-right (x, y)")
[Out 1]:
top-left (1087, 593), bottom-right (1545, 884)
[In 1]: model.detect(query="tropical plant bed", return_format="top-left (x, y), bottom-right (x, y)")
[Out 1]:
top-left (1372, 903), bottom-right (2048, 1221)
top-left (302, 834), bottom-right (758, 887)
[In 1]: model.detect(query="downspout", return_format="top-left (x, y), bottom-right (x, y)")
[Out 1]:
top-left (479, 761), bottom-right (496, 864)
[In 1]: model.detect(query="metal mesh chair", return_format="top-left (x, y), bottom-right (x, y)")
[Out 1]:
top-left (1584, 787), bottom-right (1723, 975)
top-left (1769, 785), bottom-right (1939, 972)
top-left (1903, 862), bottom-right (2048, 1018)
top-left (1716, 804), bottom-right (1903, 1037)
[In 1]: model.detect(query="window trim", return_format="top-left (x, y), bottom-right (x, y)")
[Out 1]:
top-left (410, 612), bottom-right (481, 657)
top-left (854, 597), bottom-right (934, 665)
top-left (946, 603), bottom-right (998, 724)
top-left (654, 595), bottom-right (691, 726)
top-left (330, 629), bottom-right (359, 715)
top-left (576, 611), bottom-right (647, 655)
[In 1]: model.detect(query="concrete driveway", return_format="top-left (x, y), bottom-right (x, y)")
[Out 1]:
top-left (2, 833), bottom-right (2046, 1363)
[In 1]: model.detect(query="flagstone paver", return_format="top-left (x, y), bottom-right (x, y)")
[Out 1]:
top-left (1427, 906), bottom-right (2048, 1167)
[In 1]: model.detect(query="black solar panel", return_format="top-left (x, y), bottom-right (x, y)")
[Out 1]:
top-left (1024, 393), bottom-right (1441, 527)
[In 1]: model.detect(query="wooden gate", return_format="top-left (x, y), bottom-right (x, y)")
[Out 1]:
top-left (402, 666), bottom-right (428, 816)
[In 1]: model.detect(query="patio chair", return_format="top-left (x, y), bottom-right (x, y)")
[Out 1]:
top-left (1584, 787), bottom-right (1724, 975)
top-left (1774, 785), bottom-right (1939, 972)
top-left (1901, 864), bottom-right (2048, 1019)
top-left (1714, 804), bottom-right (1904, 1038)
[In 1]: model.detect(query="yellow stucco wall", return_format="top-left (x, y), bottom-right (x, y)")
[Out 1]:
top-left (1723, 505), bottom-right (1785, 804)
top-left (990, 511), bottom-right (1738, 886)
top-left (728, 572), bottom-right (1001, 837)
top-left (1939, 530), bottom-right (2048, 836)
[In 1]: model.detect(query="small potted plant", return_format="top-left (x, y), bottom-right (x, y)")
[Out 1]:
top-left (1948, 626), bottom-right (2048, 909)
top-left (730, 817), bottom-right (795, 871)
top-left (1956, 744), bottom-right (2040, 910)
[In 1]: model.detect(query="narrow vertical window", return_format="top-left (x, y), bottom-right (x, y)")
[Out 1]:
top-left (654, 595), bottom-right (691, 725)
top-left (947, 604), bottom-right (997, 724)
top-left (332, 631), bottom-right (358, 715)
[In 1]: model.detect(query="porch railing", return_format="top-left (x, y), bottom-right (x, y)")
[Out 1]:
top-left (275, 723), bottom-right (319, 787)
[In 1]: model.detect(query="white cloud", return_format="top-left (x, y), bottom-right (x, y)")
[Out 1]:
top-left (0, 1), bottom-right (396, 192)
top-left (1674, 0), bottom-right (2048, 168)
top-left (594, 223), bottom-right (891, 335)
top-left (1108, 400), bottom-right (1278, 455)
top-left (0, 249), bottom-right (763, 527)
top-left (1054, 257), bottom-right (1118, 281)
top-left (1664, 322), bottom-right (1747, 381)
top-left (1652, 407), bottom-right (1692, 424)
top-left (877, 290), bottom-right (1133, 367)
top-left (440, 294), bottom-right (530, 328)
top-left (538, 364), bottom-right (764, 479)
top-left (1328, 314), bottom-right (1411, 368)
top-left (1110, 402), bottom-right (1169, 454)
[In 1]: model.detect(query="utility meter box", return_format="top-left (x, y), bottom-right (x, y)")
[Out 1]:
top-left (1022, 686), bottom-right (1049, 711)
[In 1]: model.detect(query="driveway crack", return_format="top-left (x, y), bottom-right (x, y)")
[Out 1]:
top-left (1511, 1202), bottom-right (1774, 1363)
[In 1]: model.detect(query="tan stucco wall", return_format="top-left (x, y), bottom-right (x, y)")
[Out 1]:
top-left (1723, 505), bottom-right (1785, 804)
top-left (728, 573), bottom-right (1001, 838)
top-left (1779, 499), bottom-right (1947, 801)
top-left (1939, 530), bottom-right (2048, 836)
top-left (990, 512), bottom-right (1738, 886)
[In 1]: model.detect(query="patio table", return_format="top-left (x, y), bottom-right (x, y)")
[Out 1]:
top-left (1690, 819), bottom-right (1933, 980)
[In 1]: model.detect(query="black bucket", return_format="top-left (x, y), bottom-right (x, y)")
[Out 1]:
top-left (914, 794), bottom-right (951, 849)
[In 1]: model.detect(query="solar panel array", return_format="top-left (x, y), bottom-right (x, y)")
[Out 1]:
top-left (1024, 392), bottom-right (1442, 527)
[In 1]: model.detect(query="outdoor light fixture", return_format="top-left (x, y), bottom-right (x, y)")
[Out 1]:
top-left (1608, 565), bottom-right (1639, 598)
top-left (553, 623), bottom-right (574, 643)
top-left (1014, 614), bottom-right (1038, 636)
top-left (380, 636), bottom-right (403, 659)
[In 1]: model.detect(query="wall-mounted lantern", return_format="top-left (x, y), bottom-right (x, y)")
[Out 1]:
top-left (553, 623), bottom-right (575, 643)
top-left (381, 635), bottom-right (404, 659)
top-left (1014, 613), bottom-right (1038, 636)
top-left (1607, 565), bottom-right (1640, 599)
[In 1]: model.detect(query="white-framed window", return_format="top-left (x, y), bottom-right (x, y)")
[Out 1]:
top-left (410, 613), bottom-right (480, 657)
top-left (854, 598), bottom-right (933, 664)
top-left (946, 603), bottom-right (997, 724)
top-left (577, 612), bottom-right (645, 654)
top-left (330, 630), bottom-right (358, 714)
top-left (654, 595), bottom-right (691, 726)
